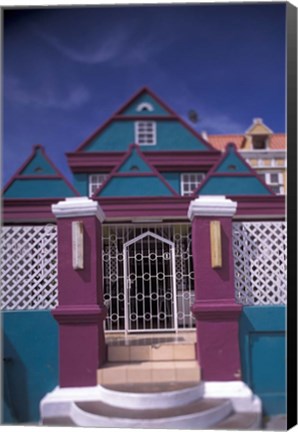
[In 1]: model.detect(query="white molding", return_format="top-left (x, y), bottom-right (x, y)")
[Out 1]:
top-left (136, 102), bottom-right (154, 112)
top-left (203, 381), bottom-right (262, 413)
top-left (52, 197), bottom-right (105, 222)
top-left (240, 149), bottom-right (286, 158)
top-left (188, 196), bottom-right (237, 220)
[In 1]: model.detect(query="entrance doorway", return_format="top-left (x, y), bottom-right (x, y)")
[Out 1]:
top-left (124, 231), bottom-right (177, 333)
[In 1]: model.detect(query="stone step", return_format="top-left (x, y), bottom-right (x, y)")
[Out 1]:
top-left (97, 360), bottom-right (200, 386)
top-left (108, 342), bottom-right (196, 362)
top-left (74, 398), bottom-right (232, 429)
top-left (41, 382), bottom-right (262, 429)
top-left (43, 396), bottom-right (233, 428)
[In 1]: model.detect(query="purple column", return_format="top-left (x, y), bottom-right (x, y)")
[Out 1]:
top-left (188, 196), bottom-right (242, 381)
top-left (51, 197), bottom-right (107, 388)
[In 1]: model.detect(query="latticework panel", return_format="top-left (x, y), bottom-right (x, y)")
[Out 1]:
top-left (233, 222), bottom-right (287, 305)
top-left (1, 225), bottom-right (58, 310)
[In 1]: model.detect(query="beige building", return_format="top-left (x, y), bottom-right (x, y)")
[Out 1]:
top-left (207, 118), bottom-right (286, 195)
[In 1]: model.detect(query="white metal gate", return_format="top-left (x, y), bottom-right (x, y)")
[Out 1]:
top-left (102, 223), bottom-right (195, 333)
top-left (124, 231), bottom-right (177, 333)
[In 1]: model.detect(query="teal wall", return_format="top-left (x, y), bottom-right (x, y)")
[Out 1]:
top-left (199, 176), bottom-right (271, 195)
top-left (239, 306), bottom-right (286, 415)
top-left (3, 311), bottom-right (58, 424)
top-left (215, 152), bottom-right (251, 173)
top-left (84, 120), bottom-right (209, 152)
top-left (73, 173), bottom-right (89, 196)
top-left (4, 179), bottom-right (76, 199)
top-left (119, 150), bottom-right (152, 173)
top-left (98, 175), bottom-right (173, 197)
top-left (161, 172), bottom-right (181, 194)
top-left (20, 151), bottom-right (57, 175)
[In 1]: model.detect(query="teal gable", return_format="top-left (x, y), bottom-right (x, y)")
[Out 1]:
top-left (77, 87), bottom-right (215, 153)
top-left (4, 145), bottom-right (78, 199)
top-left (95, 145), bottom-right (177, 198)
top-left (118, 93), bottom-right (170, 116)
top-left (196, 143), bottom-right (274, 196)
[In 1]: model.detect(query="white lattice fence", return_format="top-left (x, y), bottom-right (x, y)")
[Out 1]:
top-left (1, 225), bottom-right (58, 310)
top-left (233, 221), bottom-right (287, 305)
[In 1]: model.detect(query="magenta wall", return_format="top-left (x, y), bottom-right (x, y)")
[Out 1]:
top-left (52, 211), bottom-right (106, 388)
top-left (191, 211), bottom-right (242, 381)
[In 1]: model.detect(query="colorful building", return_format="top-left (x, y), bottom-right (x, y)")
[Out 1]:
top-left (208, 118), bottom-right (286, 195)
top-left (2, 87), bottom-right (286, 427)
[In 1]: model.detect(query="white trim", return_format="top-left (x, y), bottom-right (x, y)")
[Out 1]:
top-left (203, 381), bottom-right (262, 413)
top-left (188, 196), bottom-right (237, 220)
top-left (135, 121), bottom-right (156, 145)
top-left (52, 197), bottom-right (105, 222)
top-left (136, 102), bottom-right (154, 112)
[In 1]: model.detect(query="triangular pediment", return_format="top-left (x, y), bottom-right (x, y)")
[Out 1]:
top-left (94, 144), bottom-right (178, 198)
top-left (195, 143), bottom-right (274, 196)
top-left (116, 88), bottom-right (174, 117)
top-left (75, 87), bottom-right (217, 153)
top-left (4, 145), bottom-right (78, 199)
top-left (245, 118), bottom-right (273, 135)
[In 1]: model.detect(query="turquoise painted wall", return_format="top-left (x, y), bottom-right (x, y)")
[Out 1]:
top-left (119, 150), bottom-right (152, 173)
top-left (215, 152), bottom-right (251, 173)
top-left (98, 175), bottom-right (172, 197)
top-left (239, 306), bottom-right (286, 415)
top-left (20, 152), bottom-right (57, 175)
top-left (161, 172), bottom-right (181, 194)
top-left (4, 179), bottom-right (76, 199)
top-left (199, 176), bottom-right (271, 195)
top-left (84, 121), bottom-right (209, 152)
top-left (73, 173), bottom-right (89, 196)
top-left (3, 311), bottom-right (58, 424)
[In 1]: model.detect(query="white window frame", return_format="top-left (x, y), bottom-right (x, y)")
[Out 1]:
top-left (135, 121), bottom-right (156, 146)
top-left (180, 173), bottom-right (205, 196)
top-left (136, 102), bottom-right (154, 112)
top-left (89, 173), bottom-right (108, 197)
top-left (258, 171), bottom-right (284, 195)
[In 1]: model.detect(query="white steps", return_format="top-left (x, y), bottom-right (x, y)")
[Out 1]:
top-left (41, 382), bottom-right (262, 429)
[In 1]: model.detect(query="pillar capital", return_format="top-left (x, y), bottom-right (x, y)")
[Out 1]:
top-left (188, 195), bottom-right (237, 220)
top-left (52, 197), bottom-right (105, 222)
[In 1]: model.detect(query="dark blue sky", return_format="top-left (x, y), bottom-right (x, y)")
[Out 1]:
top-left (3, 3), bottom-right (286, 185)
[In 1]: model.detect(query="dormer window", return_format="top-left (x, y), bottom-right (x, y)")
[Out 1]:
top-left (136, 102), bottom-right (154, 112)
top-left (135, 121), bottom-right (156, 145)
top-left (252, 135), bottom-right (268, 150)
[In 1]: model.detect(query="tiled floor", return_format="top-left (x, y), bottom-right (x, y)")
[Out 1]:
top-left (98, 331), bottom-right (199, 387)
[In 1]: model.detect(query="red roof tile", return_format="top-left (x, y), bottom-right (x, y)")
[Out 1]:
top-left (208, 133), bottom-right (286, 151)
top-left (207, 135), bottom-right (244, 151)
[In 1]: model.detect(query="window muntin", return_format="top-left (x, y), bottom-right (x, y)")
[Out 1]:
top-left (135, 121), bottom-right (156, 145)
top-left (89, 174), bottom-right (108, 196)
top-left (181, 173), bottom-right (205, 196)
top-left (258, 171), bottom-right (284, 195)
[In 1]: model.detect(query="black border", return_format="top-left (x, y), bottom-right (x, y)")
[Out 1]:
top-left (286, 2), bottom-right (297, 429)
